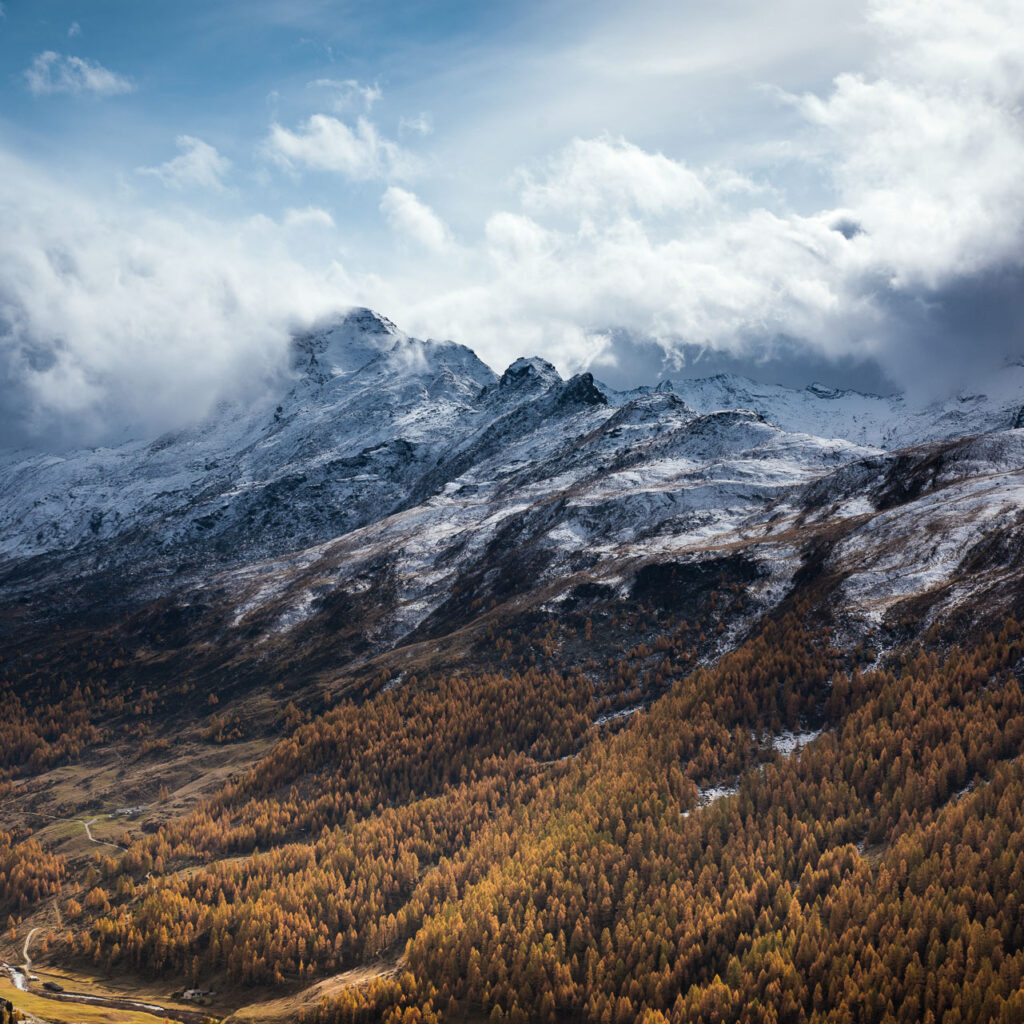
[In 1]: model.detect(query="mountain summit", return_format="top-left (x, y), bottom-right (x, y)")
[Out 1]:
top-left (291, 307), bottom-right (404, 381)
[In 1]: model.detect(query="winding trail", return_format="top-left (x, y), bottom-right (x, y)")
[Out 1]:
top-left (80, 817), bottom-right (125, 851)
top-left (7, 809), bottom-right (128, 851)
top-left (3, 815), bottom-right (187, 1020)
top-left (21, 926), bottom-right (38, 975)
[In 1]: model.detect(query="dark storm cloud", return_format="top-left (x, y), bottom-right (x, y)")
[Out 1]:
top-left (591, 329), bottom-right (898, 396)
top-left (867, 265), bottom-right (1024, 399)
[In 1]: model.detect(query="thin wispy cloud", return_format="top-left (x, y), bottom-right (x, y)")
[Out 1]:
top-left (139, 136), bottom-right (231, 191)
top-left (283, 206), bottom-right (335, 230)
top-left (25, 51), bottom-right (133, 96)
top-left (67, 21), bottom-right (81, 38)
top-left (307, 78), bottom-right (381, 111)
top-left (399, 112), bottom-right (433, 137)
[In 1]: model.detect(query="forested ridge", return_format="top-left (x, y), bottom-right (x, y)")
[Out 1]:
top-left (5, 605), bottom-right (1024, 1023)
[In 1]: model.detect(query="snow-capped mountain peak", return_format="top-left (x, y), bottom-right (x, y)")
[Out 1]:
top-left (292, 307), bottom-right (404, 381)
top-left (497, 356), bottom-right (562, 392)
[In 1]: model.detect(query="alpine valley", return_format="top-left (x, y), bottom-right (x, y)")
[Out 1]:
top-left (3, 308), bottom-right (1024, 1024)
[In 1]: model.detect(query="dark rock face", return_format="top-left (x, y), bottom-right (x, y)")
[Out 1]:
top-left (630, 555), bottom-right (764, 614)
top-left (557, 373), bottom-right (607, 409)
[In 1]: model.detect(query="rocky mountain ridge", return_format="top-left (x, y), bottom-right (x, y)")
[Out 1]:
top-left (2, 308), bottom-right (1023, 662)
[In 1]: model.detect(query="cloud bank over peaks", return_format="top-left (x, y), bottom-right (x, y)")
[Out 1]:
top-left (391, 0), bottom-right (1024, 399)
top-left (797, 0), bottom-right (1024, 284)
top-left (0, 151), bottom-right (354, 449)
top-left (1, 0), bottom-right (1021, 447)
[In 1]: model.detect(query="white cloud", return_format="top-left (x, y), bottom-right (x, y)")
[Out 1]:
top-left (520, 137), bottom-right (710, 218)
top-left (139, 136), bottom-right (231, 191)
top-left (266, 114), bottom-right (413, 181)
top-left (3, 0), bottom-right (1022, 450)
top-left (380, 187), bottom-right (450, 252)
top-left (399, 112), bottom-right (433, 136)
top-left (25, 51), bottom-right (133, 97)
top-left (67, 21), bottom-right (81, 38)
top-left (794, 0), bottom-right (1024, 287)
top-left (381, 0), bottom-right (1024, 396)
top-left (283, 206), bottom-right (335, 230)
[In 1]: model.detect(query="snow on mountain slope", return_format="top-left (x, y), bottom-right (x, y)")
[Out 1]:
top-left (2, 307), bottom-right (1023, 644)
top-left (834, 467), bottom-right (1024, 623)
top-left (790, 430), bottom-right (1024, 624)
top-left (601, 367), bottom-right (1024, 448)
top-left (291, 307), bottom-right (404, 380)
top-left (208, 399), bottom-right (878, 649)
top-left (0, 310), bottom-right (498, 573)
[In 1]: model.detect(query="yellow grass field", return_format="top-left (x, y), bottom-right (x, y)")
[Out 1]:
top-left (0, 974), bottom-right (176, 1024)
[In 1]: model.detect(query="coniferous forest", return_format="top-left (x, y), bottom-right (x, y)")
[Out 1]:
top-left (4, 594), bottom-right (1024, 1024)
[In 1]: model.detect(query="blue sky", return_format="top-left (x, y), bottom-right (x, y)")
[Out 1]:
top-left (1, 0), bottom-right (1022, 445)
top-left (0, 2), bottom-right (860, 238)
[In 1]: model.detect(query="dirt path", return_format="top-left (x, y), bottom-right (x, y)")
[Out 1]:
top-left (80, 817), bottom-right (125, 850)
top-left (228, 958), bottom-right (401, 1023)
top-left (21, 927), bottom-right (39, 974)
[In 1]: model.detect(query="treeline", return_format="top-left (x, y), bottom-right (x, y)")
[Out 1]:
top-left (0, 684), bottom-right (103, 774)
top-left (0, 672), bottom-right (176, 819)
top-left (79, 763), bottom-right (543, 983)
top-left (78, 615), bottom-right (844, 987)
top-left (0, 632), bottom-right (193, 778)
top-left (76, 664), bottom-right (598, 982)
top-left (128, 591), bottom-right (765, 875)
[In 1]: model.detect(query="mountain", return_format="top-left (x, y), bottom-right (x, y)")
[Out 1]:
top-left (2, 308), bottom-right (1022, 644)
top-left (4, 309), bottom-right (1024, 1024)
